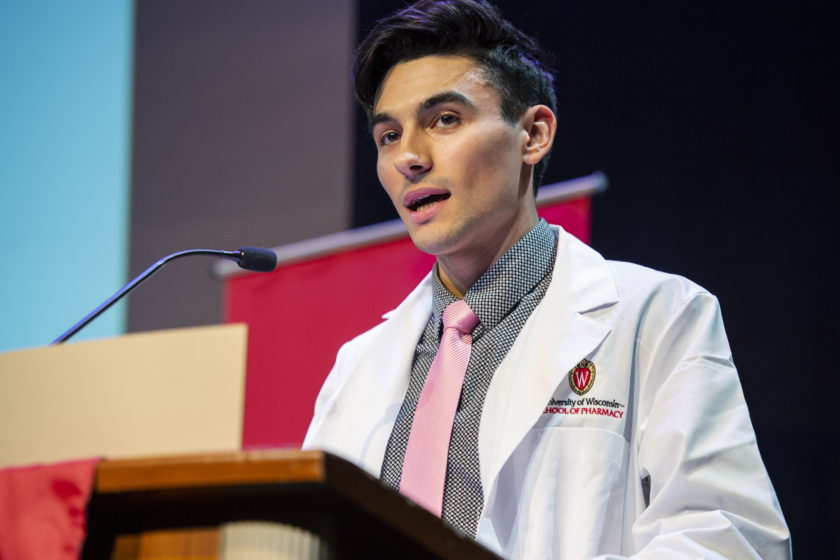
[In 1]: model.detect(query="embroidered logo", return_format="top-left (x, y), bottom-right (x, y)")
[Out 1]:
top-left (568, 359), bottom-right (596, 395)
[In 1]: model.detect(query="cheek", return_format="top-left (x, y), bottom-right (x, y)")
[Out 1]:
top-left (447, 134), bottom-right (507, 177)
top-left (474, 122), bottom-right (519, 159)
top-left (376, 157), bottom-right (401, 203)
top-left (468, 133), bottom-right (522, 185)
top-left (375, 155), bottom-right (390, 184)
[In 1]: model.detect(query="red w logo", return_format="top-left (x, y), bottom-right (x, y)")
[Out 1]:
top-left (573, 367), bottom-right (591, 391)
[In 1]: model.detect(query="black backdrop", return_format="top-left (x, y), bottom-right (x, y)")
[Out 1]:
top-left (351, 1), bottom-right (839, 556)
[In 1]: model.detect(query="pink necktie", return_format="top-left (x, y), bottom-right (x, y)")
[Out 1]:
top-left (400, 299), bottom-right (479, 517)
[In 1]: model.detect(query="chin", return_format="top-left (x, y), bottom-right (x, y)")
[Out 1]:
top-left (406, 234), bottom-right (439, 256)
top-left (405, 227), bottom-right (450, 256)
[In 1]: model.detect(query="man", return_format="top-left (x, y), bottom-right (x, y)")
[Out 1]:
top-left (303, 1), bottom-right (791, 558)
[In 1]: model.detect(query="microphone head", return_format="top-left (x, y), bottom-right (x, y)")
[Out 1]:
top-left (238, 246), bottom-right (277, 272)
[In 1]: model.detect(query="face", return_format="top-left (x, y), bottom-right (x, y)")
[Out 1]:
top-left (372, 55), bottom-right (538, 269)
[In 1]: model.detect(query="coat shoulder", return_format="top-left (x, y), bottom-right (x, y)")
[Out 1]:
top-left (606, 259), bottom-right (716, 312)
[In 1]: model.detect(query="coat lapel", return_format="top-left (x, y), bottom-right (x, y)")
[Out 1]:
top-left (478, 227), bottom-right (619, 495)
top-left (307, 273), bottom-right (434, 476)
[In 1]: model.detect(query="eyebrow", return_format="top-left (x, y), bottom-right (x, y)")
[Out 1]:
top-left (369, 91), bottom-right (476, 133)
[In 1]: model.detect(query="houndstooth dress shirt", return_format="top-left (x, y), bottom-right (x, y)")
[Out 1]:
top-left (380, 218), bottom-right (557, 537)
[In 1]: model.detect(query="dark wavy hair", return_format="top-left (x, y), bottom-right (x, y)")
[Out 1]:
top-left (353, 0), bottom-right (557, 191)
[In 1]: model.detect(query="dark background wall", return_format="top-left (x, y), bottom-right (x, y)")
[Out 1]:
top-left (353, 1), bottom-right (838, 557)
top-left (128, 0), bottom-right (355, 331)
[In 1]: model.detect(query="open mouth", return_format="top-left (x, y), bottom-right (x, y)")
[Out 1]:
top-left (407, 193), bottom-right (451, 212)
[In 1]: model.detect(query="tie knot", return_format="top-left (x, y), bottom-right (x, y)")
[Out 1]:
top-left (442, 300), bottom-right (479, 334)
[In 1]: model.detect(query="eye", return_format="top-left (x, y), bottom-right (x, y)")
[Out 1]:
top-left (433, 113), bottom-right (460, 129)
top-left (377, 130), bottom-right (400, 146)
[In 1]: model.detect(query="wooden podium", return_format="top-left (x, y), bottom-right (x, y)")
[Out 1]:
top-left (83, 450), bottom-right (502, 559)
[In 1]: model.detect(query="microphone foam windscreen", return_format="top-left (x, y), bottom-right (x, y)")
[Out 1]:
top-left (238, 247), bottom-right (278, 272)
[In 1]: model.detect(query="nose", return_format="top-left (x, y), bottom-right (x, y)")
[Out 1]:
top-left (393, 129), bottom-right (431, 182)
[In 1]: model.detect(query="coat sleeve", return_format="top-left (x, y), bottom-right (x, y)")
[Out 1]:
top-left (301, 323), bottom-right (385, 450)
top-left (606, 289), bottom-right (791, 559)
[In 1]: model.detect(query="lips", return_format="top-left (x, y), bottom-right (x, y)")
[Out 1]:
top-left (401, 187), bottom-right (451, 224)
top-left (403, 187), bottom-right (451, 212)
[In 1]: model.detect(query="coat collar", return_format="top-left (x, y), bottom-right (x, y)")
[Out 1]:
top-left (369, 225), bottom-right (619, 492)
top-left (478, 225), bottom-right (619, 496)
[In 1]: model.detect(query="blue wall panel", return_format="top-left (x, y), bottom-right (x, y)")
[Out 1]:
top-left (0, 1), bottom-right (133, 351)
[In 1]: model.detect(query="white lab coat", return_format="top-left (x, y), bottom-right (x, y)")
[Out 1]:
top-left (303, 225), bottom-right (791, 559)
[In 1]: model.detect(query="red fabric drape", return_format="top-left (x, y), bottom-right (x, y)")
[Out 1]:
top-left (0, 458), bottom-right (98, 560)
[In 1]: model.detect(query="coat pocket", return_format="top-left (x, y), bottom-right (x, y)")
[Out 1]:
top-left (508, 427), bottom-right (629, 559)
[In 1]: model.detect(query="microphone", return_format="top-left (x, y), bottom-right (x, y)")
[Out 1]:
top-left (236, 246), bottom-right (278, 272)
top-left (52, 246), bottom-right (278, 345)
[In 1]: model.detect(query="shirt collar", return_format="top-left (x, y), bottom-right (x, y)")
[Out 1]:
top-left (430, 219), bottom-right (556, 333)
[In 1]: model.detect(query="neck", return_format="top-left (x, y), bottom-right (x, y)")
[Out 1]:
top-left (437, 213), bottom-right (538, 298)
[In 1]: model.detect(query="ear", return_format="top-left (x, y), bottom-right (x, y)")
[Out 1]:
top-left (521, 105), bottom-right (557, 165)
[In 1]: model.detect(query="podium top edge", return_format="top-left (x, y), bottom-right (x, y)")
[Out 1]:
top-left (94, 449), bottom-right (328, 493)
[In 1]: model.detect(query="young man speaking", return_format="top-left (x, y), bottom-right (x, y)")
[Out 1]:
top-left (303, 1), bottom-right (791, 558)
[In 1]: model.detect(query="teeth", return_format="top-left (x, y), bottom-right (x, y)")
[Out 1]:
top-left (409, 194), bottom-right (447, 211)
